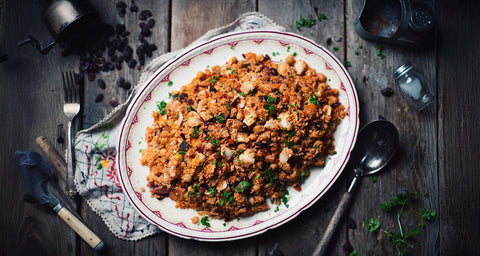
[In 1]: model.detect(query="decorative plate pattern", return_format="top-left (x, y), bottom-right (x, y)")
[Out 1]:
top-left (117, 31), bottom-right (359, 241)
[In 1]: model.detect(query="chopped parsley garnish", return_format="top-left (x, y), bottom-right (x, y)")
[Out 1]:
top-left (313, 145), bottom-right (319, 149)
top-left (333, 46), bottom-right (339, 51)
top-left (309, 94), bottom-right (319, 105)
top-left (211, 139), bottom-right (219, 146)
top-left (187, 184), bottom-right (200, 197)
top-left (156, 101), bottom-right (167, 115)
top-left (284, 138), bottom-right (293, 148)
top-left (266, 95), bottom-right (277, 104)
top-left (369, 176), bottom-right (377, 183)
top-left (286, 125), bottom-right (296, 138)
top-left (167, 80), bottom-right (173, 86)
top-left (178, 150), bottom-right (186, 156)
top-left (263, 95), bottom-right (277, 116)
top-left (287, 46), bottom-right (291, 52)
top-left (280, 189), bottom-right (290, 208)
top-left (216, 113), bottom-right (225, 123)
top-left (219, 191), bottom-right (234, 206)
top-left (207, 187), bottom-right (216, 197)
top-left (318, 13), bottom-right (328, 21)
top-left (235, 181), bottom-right (251, 193)
top-left (200, 216), bottom-right (211, 227)
top-left (350, 250), bottom-right (360, 256)
top-left (187, 105), bottom-right (195, 112)
top-left (376, 44), bottom-right (386, 59)
top-left (231, 69), bottom-right (237, 75)
top-left (292, 52), bottom-right (297, 57)
top-left (192, 126), bottom-right (200, 138)
top-left (263, 167), bottom-right (279, 186)
top-left (366, 216), bottom-right (381, 232)
top-left (210, 76), bottom-right (218, 83)
top-left (263, 103), bottom-right (275, 116)
top-left (235, 149), bottom-right (245, 163)
top-left (345, 60), bottom-right (351, 67)
top-left (239, 92), bottom-right (245, 96)
top-left (299, 170), bottom-right (309, 183)
top-left (419, 208), bottom-right (436, 221)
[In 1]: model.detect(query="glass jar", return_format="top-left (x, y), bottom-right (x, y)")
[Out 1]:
top-left (393, 62), bottom-right (434, 111)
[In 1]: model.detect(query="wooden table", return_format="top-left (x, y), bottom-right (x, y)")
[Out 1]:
top-left (1, 0), bottom-right (479, 255)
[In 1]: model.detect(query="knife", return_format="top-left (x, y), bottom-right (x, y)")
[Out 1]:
top-left (14, 150), bottom-right (104, 251)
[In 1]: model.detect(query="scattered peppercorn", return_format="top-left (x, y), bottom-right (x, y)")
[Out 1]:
top-left (381, 87), bottom-right (394, 97)
top-left (129, 1), bottom-right (138, 12)
top-left (97, 79), bottom-right (106, 89)
top-left (95, 94), bottom-right (104, 103)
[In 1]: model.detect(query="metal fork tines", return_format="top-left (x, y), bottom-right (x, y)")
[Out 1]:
top-left (62, 71), bottom-right (80, 198)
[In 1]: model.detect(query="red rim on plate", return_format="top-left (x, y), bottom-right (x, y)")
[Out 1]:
top-left (117, 30), bottom-right (359, 241)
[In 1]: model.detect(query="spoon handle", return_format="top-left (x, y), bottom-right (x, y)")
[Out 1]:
top-left (312, 191), bottom-right (352, 256)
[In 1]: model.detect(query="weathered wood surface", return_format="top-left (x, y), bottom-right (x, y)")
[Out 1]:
top-left (1, 0), bottom-right (479, 255)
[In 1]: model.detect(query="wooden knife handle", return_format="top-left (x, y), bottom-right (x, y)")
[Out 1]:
top-left (56, 206), bottom-right (104, 251)
top-left (35, 136), bottom-right (67, 182)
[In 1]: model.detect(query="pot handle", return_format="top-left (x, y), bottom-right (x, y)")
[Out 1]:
top-left (17, 36), bottom-right (56, 54)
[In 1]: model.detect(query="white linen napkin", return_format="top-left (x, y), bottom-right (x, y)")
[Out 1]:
top-left (74, 12), bottom-right (285, 241)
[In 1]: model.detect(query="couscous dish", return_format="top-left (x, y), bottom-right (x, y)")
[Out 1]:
top-left (140, 52), bottom-right (345, 221)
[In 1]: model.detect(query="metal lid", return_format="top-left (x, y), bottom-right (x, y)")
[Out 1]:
top-left (409, 4), bottom-right (434, 32)
top-left (393, 62), bottom-right (414, 79)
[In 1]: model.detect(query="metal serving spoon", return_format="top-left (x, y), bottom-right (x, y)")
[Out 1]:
top-left (313, 120), bottom-right (399, 256)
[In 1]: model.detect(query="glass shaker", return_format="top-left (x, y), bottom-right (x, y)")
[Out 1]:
top-left (393, 62), bottom-right (434, 111)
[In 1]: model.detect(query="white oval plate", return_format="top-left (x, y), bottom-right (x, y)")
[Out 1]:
top-left (117, 30), bottom-right (359, 241)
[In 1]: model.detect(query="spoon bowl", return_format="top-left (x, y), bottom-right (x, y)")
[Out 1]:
top-left (351, 119), bottom-right (399, 176)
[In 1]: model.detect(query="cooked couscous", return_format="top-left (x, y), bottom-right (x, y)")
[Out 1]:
top-left (140, 52), bottom-right (345, 221)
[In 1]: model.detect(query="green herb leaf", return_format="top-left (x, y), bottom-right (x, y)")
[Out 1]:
top-left (216, 113), bottom-right (225, 124)
top-left (318, 13), bottom-right (328, 21)
top-left (309, 94), bottom-right (319, 105)
top-left (219, 191), bottom-right (234, 206)
top-left (200, 216), bottom-right (211, 227)
top-left (156, 101), bottom-right (167, 115)
top-left (366, 216), bottom-right (381, 232)
top-left (207, 187), bottom-right (216, 197)
top-left (375, 44), bottom-right (386, 59)
top-left (350, 250), bottom-right (360, 256)
top-left (235, 181), bottom-right (251, 192)
top-left (419, 208), bottom-right (436, 221)
top-left (192, 126), bottom-right (200, 138)
top-left (187, 184), bottom-right (200, 197)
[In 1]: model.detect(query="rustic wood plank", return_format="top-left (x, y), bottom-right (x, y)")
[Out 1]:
top-left (0, 0), bottom-right (78, 255)
top-left (437, 0), bottom-right (480, 254)
top-left (345, 0), bottom-right (438, 255)
top-left (258, 1), bottom-right (348, 255)
top-left (79, 0), bottom-right (170, 255)
top-left (170, 0), bottom-right (256, 51)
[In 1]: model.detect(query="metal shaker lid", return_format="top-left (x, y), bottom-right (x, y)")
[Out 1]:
top-left (393, 62), bottom-right (414, 79)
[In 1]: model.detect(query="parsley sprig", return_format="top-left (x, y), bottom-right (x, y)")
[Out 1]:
top-left (219, 190), bottom-right (234, 206)
top-left (200, 216), bottom-right (210, 227)
top-left (366, 191), bottom-right (437, 255)
top-left (156, 101), bottom-right (167, 115)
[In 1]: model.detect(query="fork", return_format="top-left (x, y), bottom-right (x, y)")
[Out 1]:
top-left (62, 71), bottom-right (80, 198)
